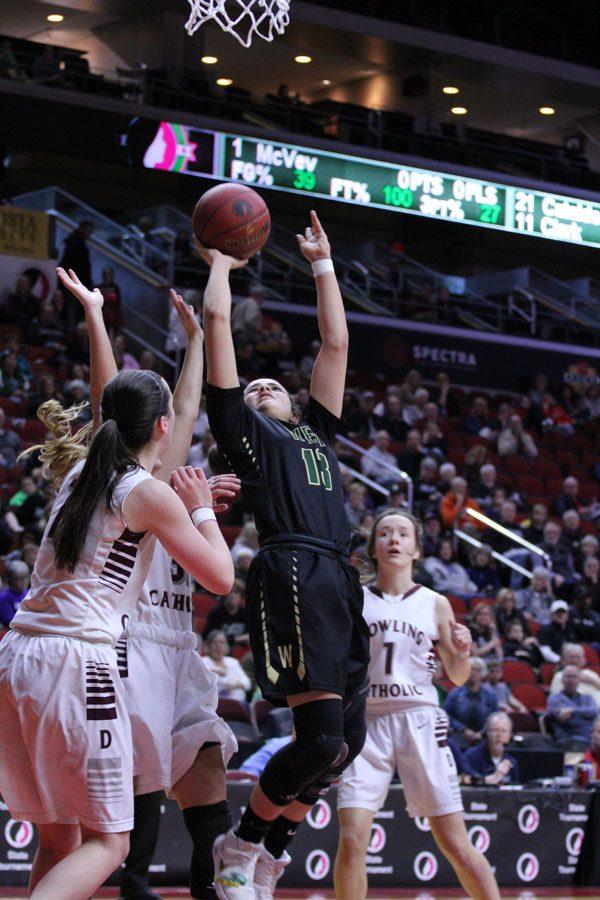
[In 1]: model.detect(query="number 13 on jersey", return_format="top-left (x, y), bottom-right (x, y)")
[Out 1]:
top-left (301, 447), bottom-right (333, 491)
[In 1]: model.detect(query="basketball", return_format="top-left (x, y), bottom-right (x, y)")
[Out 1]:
top-left (192, 183), bottom-right (271, 259)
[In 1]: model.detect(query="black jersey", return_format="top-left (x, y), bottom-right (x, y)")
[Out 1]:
top-left (206, 384), bottom-right (351, 553)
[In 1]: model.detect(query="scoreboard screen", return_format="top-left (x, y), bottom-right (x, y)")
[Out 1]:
top-left (140, 121), bottom-right (600, 248)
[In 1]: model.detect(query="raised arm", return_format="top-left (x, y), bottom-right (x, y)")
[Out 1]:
top-left (297, 211), bottom-right (348, 417)
top-left (56, 267), bottom-right (117, 432)
top-left (199, 245), bottom-right (247, 389)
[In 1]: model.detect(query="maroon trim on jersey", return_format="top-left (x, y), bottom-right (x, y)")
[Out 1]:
top-left (369, 584), bottom-right (421, 602)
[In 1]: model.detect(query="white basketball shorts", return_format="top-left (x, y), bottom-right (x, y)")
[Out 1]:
top-left (120, 621), bottom-right (237, 795)
top-left (0, 630), bottom-right (133, 832)
top-left (337, 706), bottom-right (463, 818)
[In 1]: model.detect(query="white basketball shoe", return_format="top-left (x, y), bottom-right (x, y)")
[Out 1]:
top-left (254, 846), bottom-right (291, 899)
top-left (213, 829), bottom-right (261, 899)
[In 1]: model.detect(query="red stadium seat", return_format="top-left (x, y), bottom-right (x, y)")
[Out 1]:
top-left (216, 698), bottom-right (251, 722)
top-left (511, 683), bottom-right (547, 712)
top-left (220, 525), bottom-right (241, 547)
top-left (447, 595), bottom-right (469, 617)
top-left (545, 478), bottom-right (564, 497)
top-left (503, 456), bottom-right (533, 475)
top-left (557, 450), bottom-right (578, 468)
top-left (502, 660), bottom-right (537, 684)
top-left (579, 483), bottom-right (597, 501)
top-left (509, 711), bottom-right (539, 733)
top-left (515, 475), bottom-right (545, 498)
top-left (232, 644), bottom-right (249, 660)
top-left (534, 460), bottom-right (562, 480)
top-left (528, 620), bottom-right (540, 636)
top-left (20, 419), bottom-right (48, 443)
top-left (540, 663), bottom-right (556, 685)
top-left (252, 699), bottom-right (274, 726)
top-left (193, 593), bottom-right (218, 616)
top-left (582, 644), bottom-right (600, 665)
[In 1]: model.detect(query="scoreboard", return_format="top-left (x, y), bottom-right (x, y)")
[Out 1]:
top-left (141, 121), bottom-right (600, 248)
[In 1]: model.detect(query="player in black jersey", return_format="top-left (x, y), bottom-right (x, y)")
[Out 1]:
top-left (201, 211), bottom-right (370, 899)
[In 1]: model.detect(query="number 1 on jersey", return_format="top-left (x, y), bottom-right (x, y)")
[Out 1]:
top-left (301, 447), bottom-right (332, 491)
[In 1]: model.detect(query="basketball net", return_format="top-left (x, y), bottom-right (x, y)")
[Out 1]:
top-left (185, 0), bottom-right (290, 47)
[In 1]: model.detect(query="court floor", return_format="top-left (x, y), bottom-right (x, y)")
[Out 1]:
top-left (3, 891), bottom-right (600, 899)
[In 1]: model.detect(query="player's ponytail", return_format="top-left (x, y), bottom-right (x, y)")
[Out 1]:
top-left (18, 399), bottom-right (92, 488)
top-left (52, 369), bottom-right (171, 572)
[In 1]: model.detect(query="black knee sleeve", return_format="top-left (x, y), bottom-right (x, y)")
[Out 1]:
top-left (259, 699), bottom-right (344, 806)
top-left (297, 693), bottom-right (367, 805)
top-left (183, 800), bottom-right (233, 899)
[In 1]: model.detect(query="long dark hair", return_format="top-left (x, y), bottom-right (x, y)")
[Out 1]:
top-left (363, 507), bottom-right (424, 582)
top-left (52, 370), bottom-right (170, 571)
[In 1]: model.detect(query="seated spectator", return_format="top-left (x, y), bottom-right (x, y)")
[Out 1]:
top-left (357, 390), bottom-right (379, 438)
top-left (7, 475), bottom-right (47, 531)
top-left (582, 555), bottom-right (600, 610)
top-left (27, 302), bottom-right (68, 351)
top-left (488, 487), bottom-right (507, 522)
top-left (416, 400), bottom-right (447, 435)
top-left (431, 371), bottom-right (461, 418)
top-left (0, 408), bottom-right (21, 466)
top-left (0, 351), bottom-right (29, 398)
top-left (67, 321), bottom-right (91, 365)
top-left (469, 602), bottom-right (503, 660)
top-left (541, 392), bottom-right (574, 436)
top-left (0, 561), bottom-right (30, 627)
top-left (2, 333), bottom-right (34, 382)
top-left (299, 339), bottom-right (321, 379)
top-left (1, 274), bottom-right (39, 327)
top-left (361, 430), bottom-right (398, 486)
top-left (547, 665), bottom-right (598, 750)
top-left (28, 374), bottom-right (64, 415)
top-left (344, 482), bottom-right (370, 527)
top-left (569, 585), bottom-right (600, 651)
top-left (50, 287), bottom-right (76, 334)
top-left (502, 620), bottom-right (543, 668)
top-left (373, 384), bottom-right (400, 417)
top-left (422, 512), bottom-right (442, 557)
top-left (398, 370), bottom-right (422, 406)
top-left (234, 547), bottom-right (255, 581)
top-left (462, 712), bottom-right (520, 784)
top-left (482, 500), bottom-right (523, 556)
top-left (438, 461), bottom-right (457, 494)
top-left (562, 509), bottom-right (585, 567)
top-left (521, 503), bottom-right (549, 546)
top-left (486, 658), bottom-right (527, 713)
top-left (113, 334), bottom-right (140, 370)
top-left (516, 567), bottom-right (554, 625)
top-left (444, 657), bottom-right (498, 747)
top-left (538, 521), bottom-right (578, 595)
top-left (424, 537), bottom-right (477, 598)
top-left (550, 643), bottom-right (600, 706)
top-left (202, 580), bottom-right (248, 647)
top-left (529, 372), bottom-right (549, 408)
top-left (581, 715), bottom-right (600, 780)
top-left (439, 476), bottom-right (484, 531)
top-left (495, 587), bottom-right (530, 637)
top-left (239, 736), bottom-right (293, 778)
top-left (96, 267), bottom-right (124, 337)
top-left (402, 387), bottom-right (430, 426)
top-left (202, 630), bottom-right (251, 702)
top-left (554, 476), bottom-right (589, 518)
top-left (471, 464), bottom-right (499, 512)
top-left (421, 422), bottom-right (446, 462)
top-left (497, 414), bottom-right (537, 459)
top-left (581, 535), bottom-right (599, 563)
top-left (230, 521), bottom-right (259, 565)
top-left (413, 457), bottom-right (441, 513)
top-left (464, 396), bottom-right (495, 440)
top-left (377, 394), bottom-right (409, 443)
top-left (466, 545), bottom-right (501, 596)
top-left (537, 600), bottom-right (576, 663)
top-left (188, 429), bottom-right (214, 474)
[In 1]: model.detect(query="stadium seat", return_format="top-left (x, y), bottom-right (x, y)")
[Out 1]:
top-left (193, 593), bottom-right (218, 617)
top-left (545, 478), bottom-right (564, 497)
top-left (515, 475), bottom-right (545, 497)
top-left (540, 663), bottom-right (556, 685)
top-left (447, 594), bottom-right (469, 616)
top-left (511, 683), bottom-right (547, 712)
top-left (226, 770), bottom-right (258, 781)
top-left (216, 698), bottom-right (257, 742)
top-left (232, 644), bottom-right (249, 660)
top-left (534, 460), bottom-right (562, 480)
top-left (220, 525), bottom-right (242, 547)
top-left (503, 456), bottom-right (532, 475)
top-left (502, 660), bottom-right (537, 684)
top-left (581, 644), bottom-right (600, 665)
top-left (20, 419), bottom-right (48, 442)
top-left (557, 450), bottom-right (578, 468)
top-left (509, 710), bottom-right (540, 733)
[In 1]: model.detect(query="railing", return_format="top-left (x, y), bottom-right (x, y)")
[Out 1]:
top-left (335, 434), bottom-right (413, 508)
top-left (453, 506), bottom-right (551, 582)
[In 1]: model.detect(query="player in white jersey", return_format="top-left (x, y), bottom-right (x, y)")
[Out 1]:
top-left (59, 268), bottom-right (240, 900)
top-left (334, 509), bottom-right (501, 900)
top-left (0, 268), bottom-right (234, 900)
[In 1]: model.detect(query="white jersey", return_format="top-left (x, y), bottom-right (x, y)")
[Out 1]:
top-left (132, 544), bottom-right (193, 632)
top-left (13, 461), bottom-right (156, 646)
top-left (363, 583), bottom-right (440, 715)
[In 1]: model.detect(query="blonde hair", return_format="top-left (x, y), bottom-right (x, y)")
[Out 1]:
top-left (18, 399), bottom-right (92, 489)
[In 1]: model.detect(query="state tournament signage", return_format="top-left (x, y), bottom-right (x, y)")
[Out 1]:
top-left (0, 787), bottom-right (595, 888)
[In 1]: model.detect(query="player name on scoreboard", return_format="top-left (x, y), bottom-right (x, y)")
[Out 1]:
top-left (141, 121), bottom-right (600, 249)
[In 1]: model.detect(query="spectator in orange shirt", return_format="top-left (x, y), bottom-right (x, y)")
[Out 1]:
top-left (440, 476), bottom-right (485, 531)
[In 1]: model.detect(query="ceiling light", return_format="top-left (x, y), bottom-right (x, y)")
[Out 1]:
top-left (216, 77), bottom-right (233, 87)
top-left (451, 106), bottom-right (467, 115)
top-left (442, 85), bottom-right (459, 94)
top-left (322, 79), bottom-right (331, 86)
top-left (47, 13), bottom-right (64, 22)
top-left (201, 55), bottom-right (218, 64)
top-left (539, 106), bottom-right (555, 115)
top-left (294, 54), bottom-right (312, 64)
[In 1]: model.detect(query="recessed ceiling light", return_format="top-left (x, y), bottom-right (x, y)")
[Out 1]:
top-left (216, 77), bottom-right (233, 87)
top-left (451, 106), bottom-right (468, 115)
top-left (47, 13), bottom-right (64, 22)
top-left (322, 79), bottom-right (331, 86)
top-left (539, 106), bottom-right (555, 115)
top-left (294, 55), bottom-right (312, 64)
top-left (201, 55), bottom-right (218, 64)
top-left (442, 85), bottom-right (459, 94)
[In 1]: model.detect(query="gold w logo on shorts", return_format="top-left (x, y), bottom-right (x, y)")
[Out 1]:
top-left (277, 644), bottom-right (294, 667)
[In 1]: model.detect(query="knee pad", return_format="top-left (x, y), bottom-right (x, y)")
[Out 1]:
top-left (183, 801), bottom-right (233, 899)
top-left (259, 698), bottom-right (344, 806)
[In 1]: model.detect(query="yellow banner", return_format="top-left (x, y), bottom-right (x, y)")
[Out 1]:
top-left (0, 207), bottom-right (50, 260)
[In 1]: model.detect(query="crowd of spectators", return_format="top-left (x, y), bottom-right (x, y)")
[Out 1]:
top-left (0, 260), bottom-right (599, 774)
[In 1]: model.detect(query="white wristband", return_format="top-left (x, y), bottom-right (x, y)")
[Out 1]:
top-left (191, 507), bottom-right (216, 527)
top-left (311, 258), bottom-right (334, 277)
